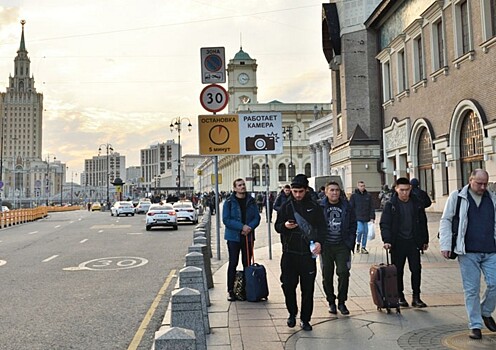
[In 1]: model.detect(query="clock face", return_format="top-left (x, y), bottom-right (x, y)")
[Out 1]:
top-left (238, 73), bottom-right (249, 85)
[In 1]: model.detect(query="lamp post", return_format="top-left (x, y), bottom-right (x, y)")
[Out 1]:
top-left (60, 167), bottom-right (66, 205)
top-left (170, 117), bottom-right (192, 197)
top-left (71, 171), bottom-right (77, 205)
top-left (45, 154), bottom-right (56, 206)
top-left (283, 125), bottom-right (302, 178)
top-left (98, 143), bottom-right (113, 209)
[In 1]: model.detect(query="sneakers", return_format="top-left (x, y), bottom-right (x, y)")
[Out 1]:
top-left (328, 303), bottom-right (337, 315)
top-left (469, 328), bottom-right (482, 339)
top-left (360, 247), bottom-right (369, 254)
top-left (287, 315), bottom-right (296, 328)
top-left (411, 296), bottom-right (427, 308)
top-left (227, 291), bottom-right (236, 302)
top-left (338, 303), bottom-right (350, 315)
top-left (398, 297), bottom-right (409, 307)
top-left (300, 321), bottom-right (313, 331)
top-left (356, 244), bottom-right (360, 253)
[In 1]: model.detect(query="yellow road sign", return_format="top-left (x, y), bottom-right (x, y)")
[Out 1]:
top-left (198, 114), bottom-right (240, 155)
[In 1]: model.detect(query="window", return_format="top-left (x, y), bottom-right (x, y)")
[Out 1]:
top-left (336, 114), bottom-right (343, 135)
top-left (461, 1), bottom-right (470, 53)
top-left (382, 60), bottom-right (392, 101)
top-left (413, 36), bottom-right (424, 82)
top-left (433, 19), bottom-right (445, 70)
top-left (417, 128), bottom-right (435, 200)
top-left (492, 0), bottom-right (496, 37)
top-left (262, 164), bottom-right (270, 186)
top-left (288, 162), bottom-right (296, 179)
top-left (278, 163), bottom-right (286, 182)
top-left (460, 110), bottom-right (484, 185)
top-left (481, 0), bottom-right (496, 41)
top-left (252, 164), bottom-right (260, 186)
top-left (397, 49), bottom-right (407, 92)
top-left (454, 0), bottom-right (472, 57)
top-left (304, 163), bottom-right (311, 178)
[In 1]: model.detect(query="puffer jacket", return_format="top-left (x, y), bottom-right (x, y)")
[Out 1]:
top-left (379, 193), bottom-right (428, 249)
top-left (349, 189), bottom-right (375, 222)
top-left (439, 185), bottom-right (496, 255)
top-left (274, 194), bottom-right (327, 255)
top-left (222, 193), bottom-right (260, 242)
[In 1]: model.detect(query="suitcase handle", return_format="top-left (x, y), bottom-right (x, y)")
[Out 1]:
top-left (384, 247), bottom-right (391, 265)
top-left (245, 234), bottom-right (255, 265)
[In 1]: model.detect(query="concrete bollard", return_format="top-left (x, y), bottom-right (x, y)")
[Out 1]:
top-left (154, 326), bottom-right (196, 350)
top-left (188, 244), bottom-right (213, 289)
top-left (194, 227), bottom-right (212, 258)
top-left (179, 266), bottom-right (210, 334)
top-left (170, 288), bottom-right (206, 350)
top-left (185, 252), bottom-right (210, 306)
top-left (193, 236), bottom-right (207, 247)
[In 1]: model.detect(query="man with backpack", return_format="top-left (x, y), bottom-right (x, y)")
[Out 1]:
top-left (439, 169), bottom-right (496, 340)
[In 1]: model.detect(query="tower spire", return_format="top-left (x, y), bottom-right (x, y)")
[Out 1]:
top-left (19, 20), bottom-right (26, 52)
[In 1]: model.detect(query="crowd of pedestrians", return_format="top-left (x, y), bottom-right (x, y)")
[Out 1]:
top-left (221, 170), bottom-right (496, 340)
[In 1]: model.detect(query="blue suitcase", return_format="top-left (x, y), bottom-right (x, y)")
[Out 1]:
top-left (245, 263), bottom-right (269, 302)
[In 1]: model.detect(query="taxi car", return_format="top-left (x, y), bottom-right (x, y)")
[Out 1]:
top-left (172, 201), bottom-right (198, 224)
top-left (135, 199), bottom-right (152, 214)
top-left (90, 202), bottom-right (102, 211)
top-left (146, 203), bottom-right (177, 231)
top-left (110, 201), bottom-right (135, 216)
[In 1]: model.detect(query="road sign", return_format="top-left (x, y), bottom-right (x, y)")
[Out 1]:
top-left (200, 84), bottom-right (229, 113)
top-left (201, 47), bottom-right (226, 84)
top-left (198, 112), bottom-right (283, 155)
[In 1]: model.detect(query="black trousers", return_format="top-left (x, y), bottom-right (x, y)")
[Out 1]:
top-left (280, 252), bottom-right (317, 323)
top-left (321, 242), bottom-right (351, 304)
top-left (391, 238), bottom-right (422, 297)
top-left (226, 236), bottom-right (253, 292)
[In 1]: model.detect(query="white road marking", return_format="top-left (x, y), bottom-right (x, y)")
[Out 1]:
top-left (80, 239), bottom-right (88, 243)
top-left (98, 230), bottom-right (104, 233)
top-left (54, 225), bottom-right (61, 228)
top-left (28, 231), bottom-right (38, 235)
top-left (0, 260), bottom-right (6, 267)
top-left (127, 232), bottom-right (143, 235)
top-left (42, 255), bottom-right (59, 262)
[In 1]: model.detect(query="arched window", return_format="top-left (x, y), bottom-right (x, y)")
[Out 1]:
top-left (278, 163), bottom-right (286, 182)
top-left (262, 164), bottom-right (270, 186)
top-left (460, 110), bottom-right (483, 185)
top-left (288, 163), bottom-right (296, 179)
top-left (417, 128), bottom-right (434, 200)
top-left (252, 164), bottom-right (260, 186)
top-left (304, 163), bottom-right (311, 178)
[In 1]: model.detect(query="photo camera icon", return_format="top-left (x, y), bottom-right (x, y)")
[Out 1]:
top-left (245, 134), bottom-right (275, 151)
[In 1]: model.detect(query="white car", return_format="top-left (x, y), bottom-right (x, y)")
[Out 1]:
top-left (146, 203), bottom-right (177, 231)
top-left (173, 201), bottom-right (198, 224)
top-left (110, 201), bottom-right (135, 216)
top-left (135, 200), bottom-right (152, 214)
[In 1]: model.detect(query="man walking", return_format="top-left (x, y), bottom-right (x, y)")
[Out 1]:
top-left (380, 177), bottom-right (429, 309)
top-left (320, 181), bottom-right (357, 315)
top-left (273, 185), bottom-right (291, 213)
top-left (349, 181), bottom-right (375, 254)
top-left (439, 169), bottom-right (496, 340)
top-left (275, 174), bottom-right (326, 331)
top-left (223, 179), bottom-right (261, 301)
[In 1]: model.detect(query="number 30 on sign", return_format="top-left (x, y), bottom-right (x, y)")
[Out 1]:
top-left (200, 84), bottom-right (229, 113)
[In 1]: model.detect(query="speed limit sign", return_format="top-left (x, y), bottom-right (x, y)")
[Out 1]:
top-left (200, 84), bottom-right (229, 113)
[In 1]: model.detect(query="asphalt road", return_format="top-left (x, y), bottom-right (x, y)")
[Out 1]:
top-left (0, 209), bottom-right (195, 350)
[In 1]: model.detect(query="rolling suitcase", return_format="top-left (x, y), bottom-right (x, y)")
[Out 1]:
top-left (244, 235), bottom-right (269, 302)
top-left (369, 248), bottom-right (400, 314)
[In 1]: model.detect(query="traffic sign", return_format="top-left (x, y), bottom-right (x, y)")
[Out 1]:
top-left (198, 114), bottom-right (240, 155)
top-left (201, 47), bottom-right (226, 84)
top-left (200, 84), bottom-right (229, 113)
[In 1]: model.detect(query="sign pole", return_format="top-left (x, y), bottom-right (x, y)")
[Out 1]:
top-left (265, 154), bottom-right (272, 260)
top-left (214, 155), bottom-right (221, 260)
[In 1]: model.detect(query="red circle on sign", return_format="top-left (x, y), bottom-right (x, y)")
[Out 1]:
top-left (200, 84), bottom-right (229, 113)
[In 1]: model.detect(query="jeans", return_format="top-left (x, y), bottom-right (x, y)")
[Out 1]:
top-left (458, 252), bottom-right (496, 330)
top-left (356, 221), bottom-right (369, 248)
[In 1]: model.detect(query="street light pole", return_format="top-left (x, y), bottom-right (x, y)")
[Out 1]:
top-left (283, 126), bottom-right (302, 178)
top-left (170, 117), bottom-right (192, 197)
top-left (45, 154), bottom-right (56, 206)
top-left (98, 143), bottom-right (113, 209)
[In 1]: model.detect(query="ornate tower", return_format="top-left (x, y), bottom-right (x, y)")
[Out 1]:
top-left (227, 48), bottom-right (258, 113)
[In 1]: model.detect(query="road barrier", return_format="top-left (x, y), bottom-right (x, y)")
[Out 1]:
top-left (0, 207), bottom-right (49, 229)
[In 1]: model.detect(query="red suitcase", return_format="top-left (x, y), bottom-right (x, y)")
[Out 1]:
top-left (369, 249), bottom-right (400, 314)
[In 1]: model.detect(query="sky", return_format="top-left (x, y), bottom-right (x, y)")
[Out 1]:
top-left (0, 0), bottom-right (331, 182)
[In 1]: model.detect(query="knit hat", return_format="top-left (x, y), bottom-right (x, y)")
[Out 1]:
top-left (410, 178), bottom-right (419, 187)
top-left (291, 174), bottom-right (309, 188)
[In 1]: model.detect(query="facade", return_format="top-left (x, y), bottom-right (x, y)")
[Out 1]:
top-left (0, 21), bottom-right (66, 207)
top-left (82, 153), bottom-right (125, 203)
top-left (366, 0), bottom-right (496, 211)
top-left (197, 48), bottom-right (332, 193)
top-left (140, 140), bottom-right (180, 193)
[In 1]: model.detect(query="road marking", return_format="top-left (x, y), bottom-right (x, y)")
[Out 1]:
top-left (127, 232), bottom-right (143, 235)
top-left (28, 231), bottom-right (38, 235)
top-left (80, 239), bottom-right (88, 243)
top-left (43, 255), bottom-right (59, 262)
top-left (64, 257), bottom-right (148, 271)
top-left (91, 225), bottom-right (132, 229)
top-left (0, 260), bottom-right (6, 266)
top-left (54, 225), bottom-right (61, 228)
top-left (127, 270), bottom-right (176, 350)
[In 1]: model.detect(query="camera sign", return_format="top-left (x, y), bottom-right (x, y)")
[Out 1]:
top-left (239, 112), bottom-right (282, 155)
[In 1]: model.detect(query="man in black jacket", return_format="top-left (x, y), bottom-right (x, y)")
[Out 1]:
top-left (275, 174), bottom-right (327, 331)
top-left (349, 181), bottom-right (375, 254)
top-left (380, 177), bottom-right (429, 308)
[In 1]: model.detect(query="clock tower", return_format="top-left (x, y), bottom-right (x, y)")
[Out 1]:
top-left (227, 48), bottom-right (257, 113)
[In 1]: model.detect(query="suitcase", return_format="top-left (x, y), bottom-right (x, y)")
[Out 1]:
top-left (369, 249), bottom-right (400, 314)
top-left (245, 263), bottom-right (269, 302)
top-left (243, 235), bottom-right (269, 302)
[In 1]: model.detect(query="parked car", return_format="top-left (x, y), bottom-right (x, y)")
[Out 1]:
top-left (173, 201), bottom-right (198, 224)
top-left (146, 203), bottom-right (177, 231)
top-left (90, 202), bottom-right (102, 211)
top-left (110, 201), bottom-right (135, 216)
top-left (1, 206), bottom-right (10, 212)
top-left (135, 200), bottom-right (152, 214)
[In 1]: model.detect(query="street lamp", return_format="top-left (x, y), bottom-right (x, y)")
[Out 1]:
top-left (98, 143), bottom-right (113, 209)
top-left (71, 171), bottom-right (77, 205)
top-left (45, 154), bottom-right (56, 206)
top-left (283, 125), bottom-right (302, 178)
top-left (170, 117), bottom-right (192, 197)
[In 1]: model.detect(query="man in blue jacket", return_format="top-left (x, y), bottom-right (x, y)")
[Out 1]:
top-left (223, 178), bottom-right (261, 301)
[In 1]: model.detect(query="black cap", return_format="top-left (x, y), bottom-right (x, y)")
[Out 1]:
top-left (291, 174), bottom-right (309, 188)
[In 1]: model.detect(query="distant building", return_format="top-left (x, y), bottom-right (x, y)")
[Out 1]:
top-left (81, 153), bottom-right (125, 203)
top-left (140, 140), bottom-right (180, 194)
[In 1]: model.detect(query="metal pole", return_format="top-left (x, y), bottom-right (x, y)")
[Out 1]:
top-left (214, 155), bottom-right (221, 260)
top-left (265, 154), bottom-right (272, 259)
top-left (106, 146), bottom-right (110, 207)
top-left (177, 122), bottom-right (181, 196)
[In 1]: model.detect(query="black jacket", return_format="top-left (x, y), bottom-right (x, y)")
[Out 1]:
top-left (275, 194), bottom-right (327, 255)
top-left (349, 189), bottom-right (375, 222)
top-left (273, 190), bottom-right (289, 212)
top-left (320, 196), bottom-right (357, 251)
top-left (379, 193), bottom-right (429, 249)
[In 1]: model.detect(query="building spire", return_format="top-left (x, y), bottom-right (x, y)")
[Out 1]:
top-left (19, 19), bottom-right (26, 52)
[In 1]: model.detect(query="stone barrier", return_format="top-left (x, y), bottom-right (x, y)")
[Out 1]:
top-left (179, 266), bottom-right (210, 334)
top-left (170, 288), bottom-right (206, 350)
top-left (188, 244), bottom-right (213, 289)
top-left (185, 252), bottom-right (210, 306)
top-left (154, 326), bottom-right (196, 350)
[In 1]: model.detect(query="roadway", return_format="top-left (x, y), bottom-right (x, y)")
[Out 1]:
top-left (0, 209), bottom-right (194, 350)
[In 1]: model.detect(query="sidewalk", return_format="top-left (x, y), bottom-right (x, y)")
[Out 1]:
top-left (206, 211), bottom-right (496, 349)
